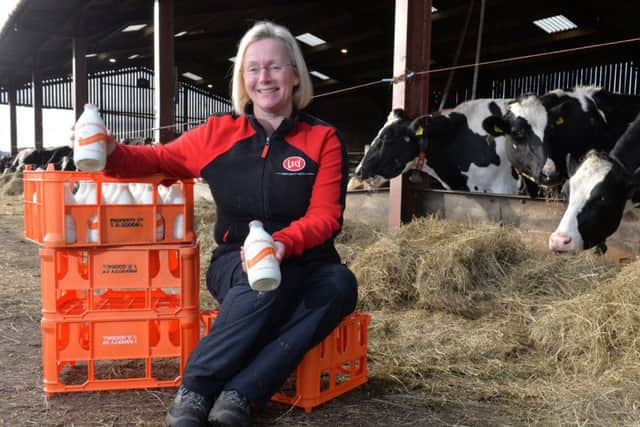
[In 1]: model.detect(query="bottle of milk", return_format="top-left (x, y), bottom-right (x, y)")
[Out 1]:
top-left (112, 183), bottom-right (135, 204)
top-left (165, 183), bottom-right (185, 239)
top-left (64, 182), bottom-right (77, 244)
top-left (73, 104), bottom-right (108, 171)
top-left (243, 220), bottom-right (281, 291)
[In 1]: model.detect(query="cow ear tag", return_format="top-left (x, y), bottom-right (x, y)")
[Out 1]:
top-left (493, 125), bottom-right (504, 134)
top-left (415, 125), bottom-right (423, 136)
top-left (555, 116), bottom-right (565, 125)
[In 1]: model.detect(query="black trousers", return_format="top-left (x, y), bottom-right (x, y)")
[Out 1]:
top-left (182, 250), bottom-right (358, 407)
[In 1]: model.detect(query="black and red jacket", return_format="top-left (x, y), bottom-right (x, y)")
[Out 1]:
top-left (105, 109), bottom-right (349, 263)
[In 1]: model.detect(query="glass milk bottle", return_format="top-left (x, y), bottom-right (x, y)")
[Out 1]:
top-left (64, 182), bottom-right (77, 244)
top-left (73, 104), bottom-right (108, 171)
top-left (243, 220), bottom-right (281, 291)
top-left (165, 183), bottom-right (185, 239)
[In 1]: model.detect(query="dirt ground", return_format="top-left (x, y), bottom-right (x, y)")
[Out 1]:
top-left (1, 191), bottom-right (499, 427)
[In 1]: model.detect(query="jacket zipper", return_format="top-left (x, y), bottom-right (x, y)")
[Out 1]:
top-left (261, 136), bottom-right (270, 158)
top-left (261, 136), bottom-right (270, 222)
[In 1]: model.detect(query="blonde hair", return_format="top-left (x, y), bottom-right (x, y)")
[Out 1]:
top-left (231, 21), bottom-right (313, 114)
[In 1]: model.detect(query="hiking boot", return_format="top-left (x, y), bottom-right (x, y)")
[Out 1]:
top-left (208, 390), bottom-right (251, 427)
top-left (165, 385), bottom-right (211, 427)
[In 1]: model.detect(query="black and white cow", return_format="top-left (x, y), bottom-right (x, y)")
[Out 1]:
top-left (355, 98), bottom-right (523, 194)
top-left (548, 111), bottom-right (640, 253)
top-left (5, 146), bottom-right (75, 173)
top-left (483, 86), bottom-right (640, 187)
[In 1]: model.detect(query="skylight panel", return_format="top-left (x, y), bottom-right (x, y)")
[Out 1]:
top-left (182, 72), bottom-right (203, 81)
top-left (295, 33), bottom-right (326, 47)
top-left (310, 70), bottom-right (330, 80)
top-left (532, 15), bottom-right (577, 34)
top-left (122, 24), bottom-right (147, 32)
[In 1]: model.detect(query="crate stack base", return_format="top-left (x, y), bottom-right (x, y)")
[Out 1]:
top-left (23, 168), bottom-right (200, 397)
top-left (40, 243), bottom-right (200, 397)
top-left (201, 310), bottom-right (371, 413)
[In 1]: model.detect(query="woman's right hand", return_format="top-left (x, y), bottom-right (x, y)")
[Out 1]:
top-left (69, 126), bottom-right (117, 155)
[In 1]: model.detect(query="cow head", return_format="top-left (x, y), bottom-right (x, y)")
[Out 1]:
top-left (483, 88), bottom-right (612, 187)
top-left (548, 150), bottom-right (630, 253)
top-left (355, 109), bottom-right (420, 181)
top-left (483, 95), bottom-right (555, 185)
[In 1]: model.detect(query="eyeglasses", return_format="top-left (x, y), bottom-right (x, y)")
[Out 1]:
top-left (243, 63), bottom-right (295, 76)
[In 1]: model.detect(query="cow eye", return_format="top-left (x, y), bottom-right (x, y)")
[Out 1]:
top-left (403, 136), bottom-right (411, 143)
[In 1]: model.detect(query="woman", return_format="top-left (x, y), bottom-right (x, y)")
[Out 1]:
top-left (103, 21), bottom-right (357, 427)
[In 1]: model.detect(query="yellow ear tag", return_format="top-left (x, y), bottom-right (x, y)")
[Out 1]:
top-left (415, 125), bottom-right (423, 136)
top-left (493, 125), bottom-right (503, 134)
top-left (555, 116), bottom-right (565, 125)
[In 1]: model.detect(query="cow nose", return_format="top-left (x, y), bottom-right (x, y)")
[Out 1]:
top-left (549, 231), bottom-right (573, 253)
top-left (541, 158), bottom-right (558, 183)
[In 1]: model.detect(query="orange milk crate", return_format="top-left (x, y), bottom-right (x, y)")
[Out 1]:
top-left (39, 243), bottom-right (200, 317)
top-left (201, 310), bottom-right (371, 413)
top-left (41, 309), bottom-right (200, 396)
top-left (23, 165), bottom-right (195, 247)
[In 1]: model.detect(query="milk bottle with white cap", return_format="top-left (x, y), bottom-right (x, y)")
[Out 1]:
top-left (73, 104), bottom-right (108, 171)
top-left (165, 183), bottom-right (185, 239)
top-left (64, 182), bottom-right (77, 244)
top-left (243, 220), bottom-right (281, 291)
top-left (138, 183), bottom-right (165, 240)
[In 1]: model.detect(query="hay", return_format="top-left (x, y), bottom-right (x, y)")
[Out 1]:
top-left (2, 175), bottom-right (22, 195)
top-left (336, 218), bottom-right (383, 247)
top-left (530, 260), bottom-right (640, 376)
top-left (335, 218), bottom-right (384, 265)
top-left (0, 173), bottom-right (14, 187)
top-left (193, 198), bottom-right (218, 310)
top-left (187, 198), bottom-right (640, 425)
top-left (351, 236), bottom-right (421, 309)
top-left (414, 225), bottom-right (529, 318)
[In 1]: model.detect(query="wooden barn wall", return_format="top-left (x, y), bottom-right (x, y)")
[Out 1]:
top-left (0, 67), bottom-right (232, 141)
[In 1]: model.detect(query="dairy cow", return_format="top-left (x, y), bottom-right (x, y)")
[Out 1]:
top-left (483, 86), bottom-right (640, 186)
top-left (549, 111), bottom-right (640, 253)
top-left (5, 146), bottom-right (75, 173)
top-left (355, 99), bottom-right (523, 194)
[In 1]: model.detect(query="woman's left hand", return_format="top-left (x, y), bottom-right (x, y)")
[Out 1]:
top-left (240, 240), bottom-right (286, 272)
top-left (273, 241), bottom-right (286, 262)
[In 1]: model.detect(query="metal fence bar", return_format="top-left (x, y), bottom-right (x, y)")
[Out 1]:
top-left (0, 66), bottom-right (231, 142)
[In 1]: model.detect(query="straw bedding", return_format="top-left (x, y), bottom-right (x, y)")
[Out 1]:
top-left (181, 197), bottom-right (640, 425)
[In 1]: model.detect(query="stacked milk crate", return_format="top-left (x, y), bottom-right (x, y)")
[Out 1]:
top-left (23, 164), bottom-right (199, 396)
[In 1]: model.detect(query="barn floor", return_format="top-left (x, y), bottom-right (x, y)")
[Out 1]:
top-left (1, 193), bottom-right (515, 427)
top-left (5, 187), bottom-right (640, 427)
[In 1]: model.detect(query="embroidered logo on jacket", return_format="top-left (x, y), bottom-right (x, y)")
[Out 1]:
top-left (282, 156), bottom-right (306, 172)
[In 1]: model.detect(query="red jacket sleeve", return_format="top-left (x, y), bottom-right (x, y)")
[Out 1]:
top-left (272, 128), bottom-right (345, 257)
top-left (105, 118), bottom-right (218, 178)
